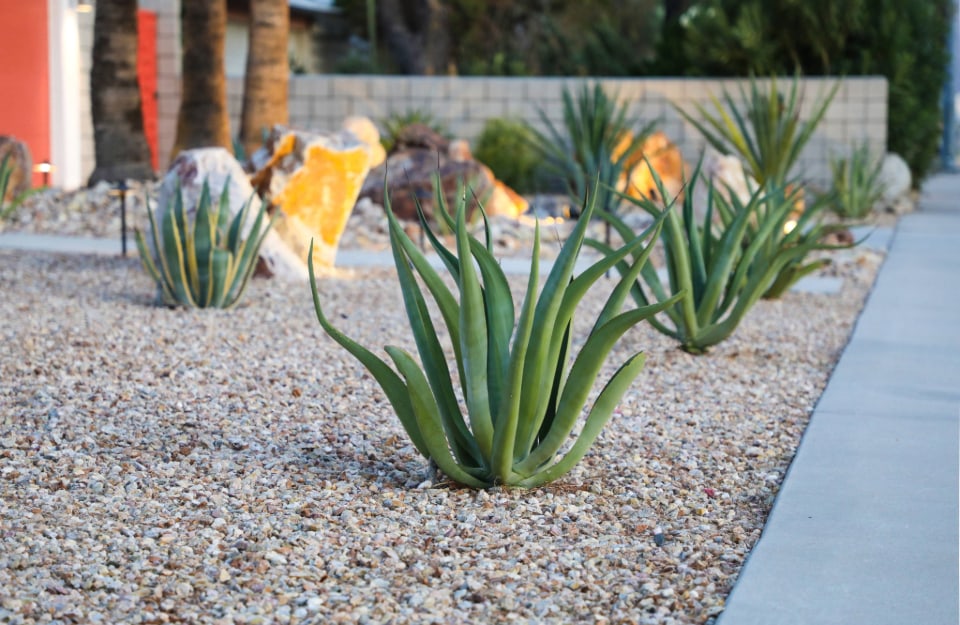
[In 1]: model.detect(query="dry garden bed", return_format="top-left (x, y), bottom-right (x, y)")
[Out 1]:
top-left (0, 241), bottom-right (881, 624)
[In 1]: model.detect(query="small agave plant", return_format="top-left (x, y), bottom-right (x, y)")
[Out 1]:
top-left (309, 181), bottom-right (678, 488)
top-left (135, 179), bottom-right (274, 308)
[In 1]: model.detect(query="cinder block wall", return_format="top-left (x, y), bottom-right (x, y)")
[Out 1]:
top-left (224, 75), bottom-right (888, 187)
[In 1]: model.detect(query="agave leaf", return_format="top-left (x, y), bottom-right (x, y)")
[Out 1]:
top-left (517, 351), bottom-right (648, 488)
top-left (385, 346), bottom-right (488, 487)
top-left (308, 240), bottom-right (430, 458)
top-left (493, 221), bottom-right (541, 476)
top-left (389, 223), bottom-right (482, 467)
top-left (192, 182), bottom-right (215, 306)
top-left (516, 298), bottom-right (678, 476)
top-left (161, 196), bottom-right (197, 308)
top-left (454, 196), bottom-right (494, 459)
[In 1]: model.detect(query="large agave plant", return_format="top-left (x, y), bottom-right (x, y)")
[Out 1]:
top-left (589, 161), bottom-right (847, 354)
top-left (309, 181), bottom-right (678, 488)
top-left (527, 83), bottom-right (656, 216)
top-left (675, 74), bottom-right (839, 187)
top-left (135, 179), bottom-right (273, 308)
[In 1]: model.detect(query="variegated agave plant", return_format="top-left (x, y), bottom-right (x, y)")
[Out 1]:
top-left (309, 181), bottom-right (678, 488)
top-left (135, 179), bottom-right (273, 308)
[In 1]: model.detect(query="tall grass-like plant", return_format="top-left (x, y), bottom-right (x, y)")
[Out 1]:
top-left (309, 181), bottom-right (678, 488)
top-left (676, 75), bottom-right (838, 187)
top-left (135, 179), bottom-right (274, 308)
top-left (589, 162), bottom-right (847, 354)
top-left (527, 83), bottom-right (656, 216)
top-left (827, 143), bottom-right (885, 219)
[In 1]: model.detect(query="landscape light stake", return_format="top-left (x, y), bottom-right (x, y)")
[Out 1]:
top-left (112, 180), bottom-right (129, 257)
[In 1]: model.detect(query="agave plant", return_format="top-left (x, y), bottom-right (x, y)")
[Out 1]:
top-left (827, 142), bottom-right (886, 219)
top-left (527, 83), bottom-right (656, 216)
top-left (589, 161), bottom-right (848, 354)
top-left (676, 74), bottom-right (838, 187)
top-left (135, 179), bottom-right (274, 308)
top-left (309, 181), bottom-right (678, 488)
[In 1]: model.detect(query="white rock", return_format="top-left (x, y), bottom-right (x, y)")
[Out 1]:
top-left (879, 152), bottom-right (911, 202)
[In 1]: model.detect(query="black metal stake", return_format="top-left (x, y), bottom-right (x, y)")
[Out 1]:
top-left (116, 180), bottom-right (129, 257)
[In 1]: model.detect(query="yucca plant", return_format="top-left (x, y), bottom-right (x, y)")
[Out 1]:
top-left (676, 75), bottom-right (839, 187)
top-left (589, 161), bottom-right (845, 354)
top-left (309, 180), bottom-right (678, 488)
top-left (827, 142), bottom-right (886, 219)
top-left (135, 179), bottom-right (274, 308)
top-left (527, 83), bottom-right (656, 216)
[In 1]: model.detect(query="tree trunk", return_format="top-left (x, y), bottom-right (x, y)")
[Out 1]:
top-left (88, 0), bottom-right (153, 185)
top-left (378, 0), bottom-right (450, 75)
top-left (239, 0), bottom-right (289, 157)
top-left (173, 0), bottom-right (232, 157)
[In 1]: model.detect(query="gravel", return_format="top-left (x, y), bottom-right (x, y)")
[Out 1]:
top-left (0, 185), bottom-right (885, 623)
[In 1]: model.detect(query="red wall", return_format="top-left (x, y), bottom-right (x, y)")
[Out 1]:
top-left (0, 1), bottom-right (50, 187)
top-left (137, 10), bottom-right (159, 172)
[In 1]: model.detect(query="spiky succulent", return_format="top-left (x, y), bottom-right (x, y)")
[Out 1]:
top-left (135, 179), bottom-right (273, 309)
top-left (309, 180), bottom-right (677, 488)
top-left (590, 160), bottom-right (849, 353)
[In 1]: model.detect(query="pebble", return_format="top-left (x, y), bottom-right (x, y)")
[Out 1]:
top-left (0, 188), bottom-right (884, 624)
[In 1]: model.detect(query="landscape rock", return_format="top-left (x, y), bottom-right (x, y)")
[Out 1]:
top-left (250, 126), bottom-right (371, 269)
top-left (879, 152), bottom-right (911, 204)
top-left (159, 147), bottom-right (308, 281)
top-left (0, 135), bottom-right (32, 202)
top-left (616, 130), bottom-right (690, 204)
top-left (361, 132), bottom-right (527, 222)
top-left (342, 116), bottom-right (386, 169)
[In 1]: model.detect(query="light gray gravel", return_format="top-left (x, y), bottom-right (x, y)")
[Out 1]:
top-left (0, 235), bottom-right (882, 624)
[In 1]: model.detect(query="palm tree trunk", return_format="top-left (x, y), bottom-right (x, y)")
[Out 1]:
top-left (173, 0), bottom-right (232, 156)
top-left (89, 0), bottom-right (153, 185)
top-left (240, 0), bottom-right (289, 157)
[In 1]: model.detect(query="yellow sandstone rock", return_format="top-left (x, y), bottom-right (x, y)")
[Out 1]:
top-left (255, 128), bottom-right (371, 269)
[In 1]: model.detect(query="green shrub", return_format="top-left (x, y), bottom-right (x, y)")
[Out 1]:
top-left (676, 74), bottom-right (838, 187)
top-left (472, 118), bottom-right (544, 194)
top-left (135, 179), bottom-right (274, 309)
top-left (589, 161), bottom-right (850, 353)
top-left (379, 109), bottom-right (451, 154)
top-left (309, 179), bottom-right (677, 488)
top-left (527, 83), bottom-right (655, 216)
top-left (0, 154), bottom-right (13, 221)
top-left (827, 143), bottom-right (885, 219)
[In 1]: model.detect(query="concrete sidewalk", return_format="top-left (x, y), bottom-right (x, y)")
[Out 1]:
top-left (717, 175), bottom-right (960, 625)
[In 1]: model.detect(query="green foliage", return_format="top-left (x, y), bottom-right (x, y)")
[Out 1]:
top-left (676, 75), bottom-right (838, 187)
top-left (827, 143), bottom-right (885, 219)
top-left (0, 154), bottom-right (14, 221)
top-left (379, 109), bottom-right (451, 154)
top-left (663, 0), bottom-right (953, 185)
top-left (309, 179), bottom-right (676, 488)
top-left (472, 118), bottom-right (544, 194)
top-left (135, 179), bottom-right (274, 309)
top-left (589, 161), bottom-right (850, 353)
top-left (527, 84), bottom-right (656, 215)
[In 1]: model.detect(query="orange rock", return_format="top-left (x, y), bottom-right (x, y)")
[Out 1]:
top-left (614, 130), bottom-right (689, 205)
top-left (251, 127), bottom-right (371, 269)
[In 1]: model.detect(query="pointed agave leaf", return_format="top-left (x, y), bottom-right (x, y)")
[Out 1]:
top-left (161, 196), bottom-right (197, 308)
top-left (517, 351), bottom-right (647, 488)
top-left (385, 347), bottom-right (488, 488)
top-left (308, 240), bottom-right (430, 458)
top-left (192, 182), bottom-right (215, 306)
top-left (454, 196), bottom-right (494, 459)
top-left (389, 224), bottom-right (482, 468)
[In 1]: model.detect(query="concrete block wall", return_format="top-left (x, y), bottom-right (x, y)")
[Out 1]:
top-left (221, 75), bottom-right (887, 187)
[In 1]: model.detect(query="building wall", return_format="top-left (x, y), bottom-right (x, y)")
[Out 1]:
top-left (0, 0), bottom-right (51, 187)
